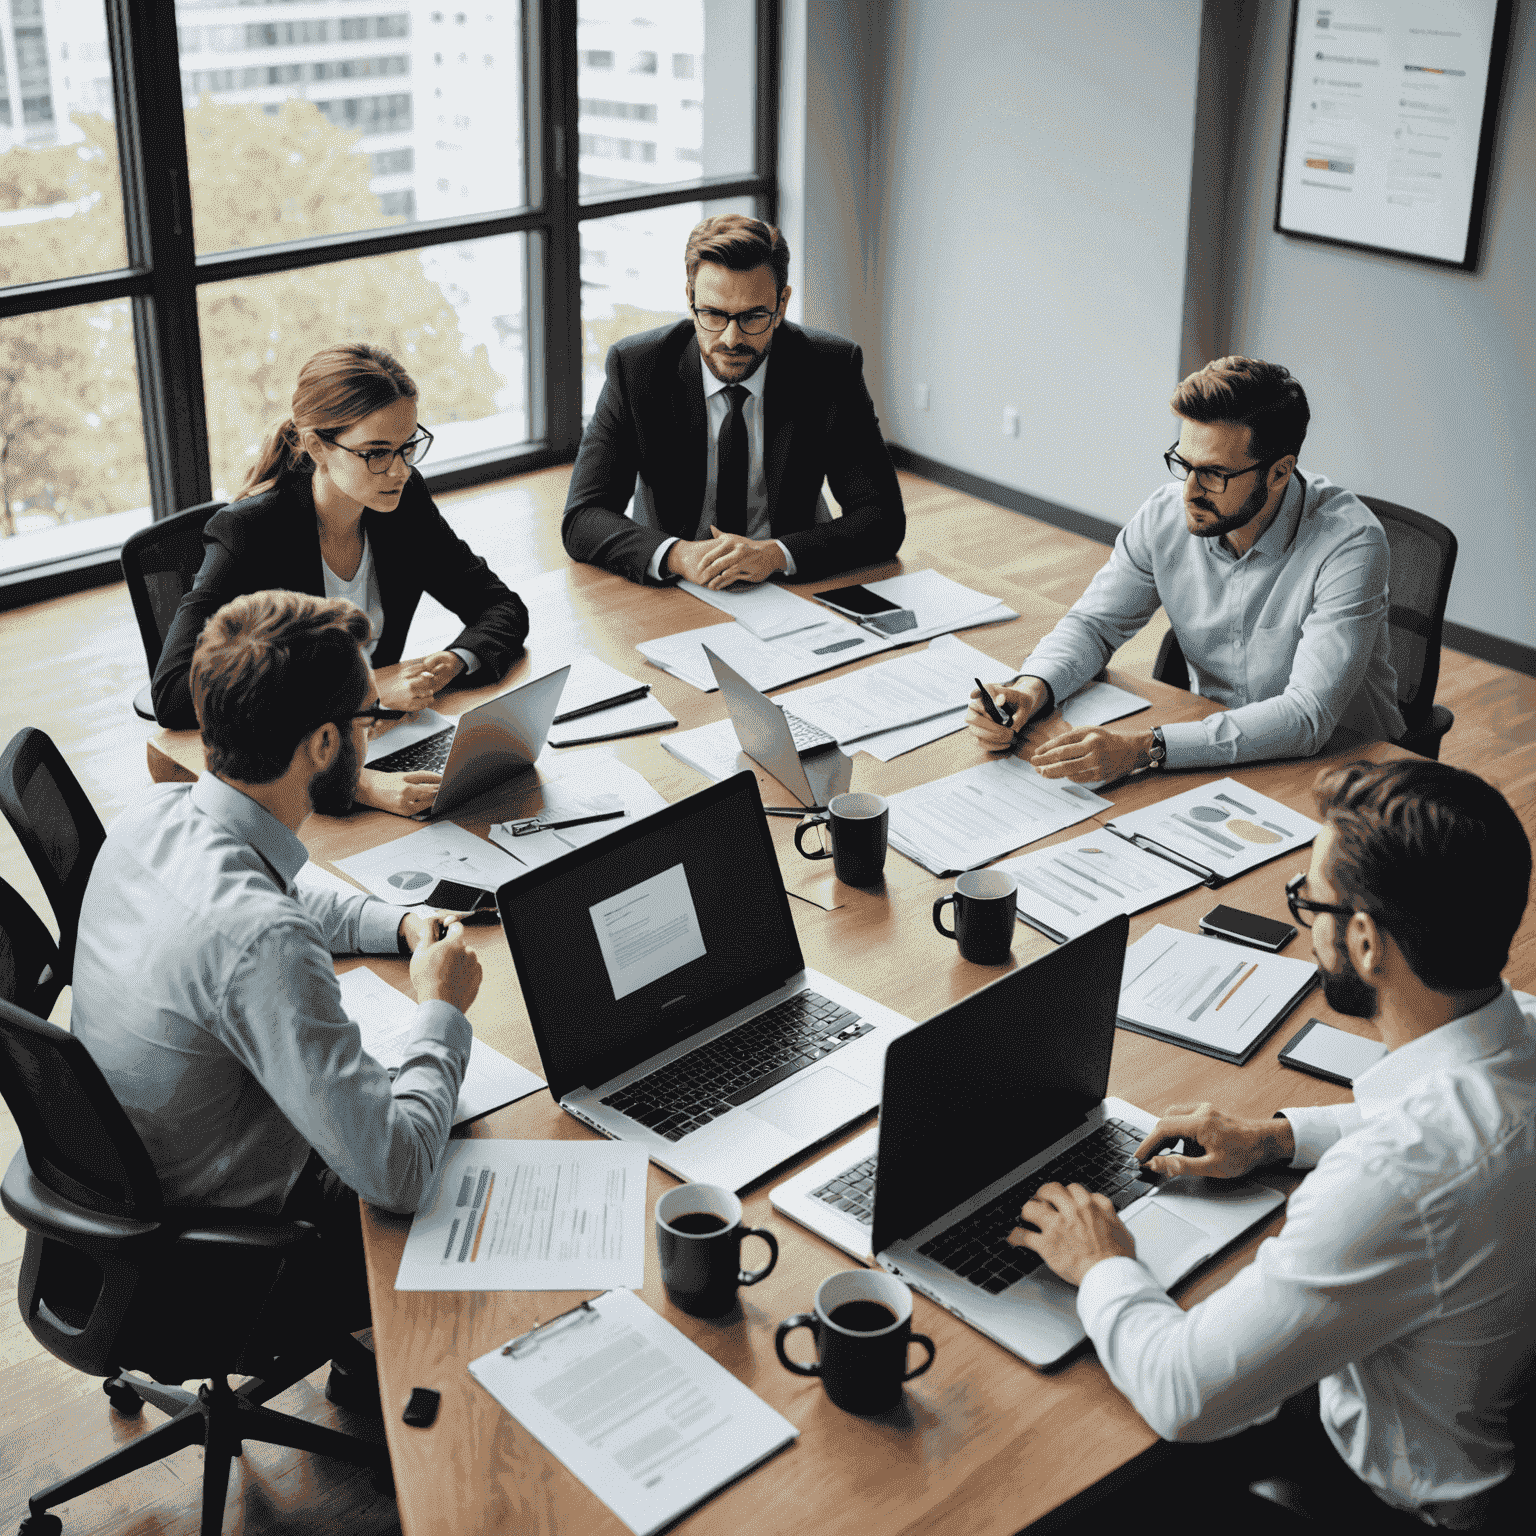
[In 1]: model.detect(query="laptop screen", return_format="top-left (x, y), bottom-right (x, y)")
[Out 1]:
top-left (499, 771), bottom-right (805, 1101)
top-left (870, 913), bottom-right (1128, 1257)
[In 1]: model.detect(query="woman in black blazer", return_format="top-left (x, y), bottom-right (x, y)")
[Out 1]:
top-left (154, 343), bottom-right (530, 815)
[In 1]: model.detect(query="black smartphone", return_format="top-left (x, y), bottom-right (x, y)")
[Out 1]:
top-left (424, 878), bottom-right (497, 913)
top-left (1279, 1019), bottom-right (1387, 1087)
top-left (402, 1386), bottom-right (441, 1429)
top-left (1198, 903), bottom-right (1297, 952)
top-left (814, 583), bottom-right (918, 634)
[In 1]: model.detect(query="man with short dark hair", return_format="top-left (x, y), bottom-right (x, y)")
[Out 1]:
top-left (969, 357), bottom-right (1404, 778)
top-left (72, 590), bottom-right (480, 1406)
top-left (1013, 758), bottom-right (1535, 1528)
top-left (561, 212), bottom-right (905, 587)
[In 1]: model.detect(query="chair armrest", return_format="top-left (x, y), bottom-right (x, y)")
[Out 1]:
top-left (1, 1150), bottom-right (161, 1244)
top-left (172, 1219), bottom-right (318, 1252)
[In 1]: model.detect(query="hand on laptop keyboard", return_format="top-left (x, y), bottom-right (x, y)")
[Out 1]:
top-left (1007, 1177), bottom-right (1138, 1288)
top-left (354, 767), bottom-right (443, 817)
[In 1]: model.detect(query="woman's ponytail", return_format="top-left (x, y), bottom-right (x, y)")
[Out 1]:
top-left (238, 418), bottom-right (307, 500)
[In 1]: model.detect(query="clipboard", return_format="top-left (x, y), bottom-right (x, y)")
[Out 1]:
top-left (1105, 826), bottom-right (1222, 887)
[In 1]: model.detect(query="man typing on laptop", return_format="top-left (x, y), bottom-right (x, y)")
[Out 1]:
top-left (1010, 760), bottom-right (1534, 1529)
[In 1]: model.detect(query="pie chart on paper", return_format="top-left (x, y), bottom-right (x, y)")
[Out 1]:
top-left (388, 870), bottom-right (434, 892)
top-left (1225, 819), bottom-right (1281, 845)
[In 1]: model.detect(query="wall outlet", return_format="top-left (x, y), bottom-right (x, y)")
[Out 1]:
top-left (1002, 406), bottom-right (1020, 437)
top-left (914, 382), bottom-right (930, 411)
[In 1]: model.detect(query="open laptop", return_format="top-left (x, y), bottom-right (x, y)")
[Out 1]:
top-left (703, 646), bottom-right (852, 810)
top-left (771, 915), bottom-right (1286, 1368)
top-left (497, 770), bottom-right (917, 1191)
top-left (367, 665), bottom-right (569, 820)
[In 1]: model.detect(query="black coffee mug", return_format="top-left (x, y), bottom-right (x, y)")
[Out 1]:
top-left (656, 1183), bottom-right (778, 1317)
top-left (775, 1270), bottom-right (935, 1414)
top-left (793, 792), bottom-right (889, 886)
top-left (933, 869), bottom-right (1018, 964)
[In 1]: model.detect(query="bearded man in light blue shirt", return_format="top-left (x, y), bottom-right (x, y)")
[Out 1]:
top-left (1013, 759), bottom-right (1534, 1529)
top-left (969, 358), bottom-right (1405, 778)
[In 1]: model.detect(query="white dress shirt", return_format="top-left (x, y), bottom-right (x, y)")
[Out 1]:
top-left (71, 773), bottom-right (471, 1216)
top-left (320, 531), bottom-right (479, 676)
top-left (1021, 470), bottom-right (1405, 767)
top-left (1077, 986), bottom-right (1536, 1523)
top-left (642, 354), bottom-right (805, 580)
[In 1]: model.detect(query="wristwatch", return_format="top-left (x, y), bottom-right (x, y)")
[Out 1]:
top-left (1145, 726), bottom-right (1167, 770)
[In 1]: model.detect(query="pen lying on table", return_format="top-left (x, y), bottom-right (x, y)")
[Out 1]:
top-left (506, 810), bottom-right (626, 837)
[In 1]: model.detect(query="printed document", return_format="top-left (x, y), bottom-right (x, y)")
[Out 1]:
top-left (337, 821), bottom-right (524, 903)
top-left (1058, 681), bottom-right (1150, 729)
top-left (887, 756), bottom-right (1111, 874)
top-left (1118, 925), bottom-right (1318, 1064)
top-left (996, 831), bottom-right (1202, 944)
top-left (661, 717), bottom-right (750, 784)
top-left (469, 1288), bottom-right (797, 1536)
top-left (547, 657), bottom-right (677, 745)
top-left (1106, 777), bottom-right (1320, 879)
top-left (590, 863), bottom-right (707, 1002)
top-left (637, 615), bottom-right (893, 693)
top-left (396, 1139), bottom-right (647, 1291)
top-left (337, 966), bottom-right (546, 1126)
top-left (678, 579), bottom-right (824, 640)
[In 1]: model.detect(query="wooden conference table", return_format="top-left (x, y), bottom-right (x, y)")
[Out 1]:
top-left (149, 558), bottom-right (1409, 1536)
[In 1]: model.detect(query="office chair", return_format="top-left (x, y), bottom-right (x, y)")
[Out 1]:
top-left (119, 500), bottom-right (224, 721)
top-left (1151, 499), bottom-right (1458, 759)
top-left (0, 729), bottom-right (106, 987)
top-left (0, 996), bottom-right (386, 1536)
top-left (0, 876), bottom-right (64, 1021)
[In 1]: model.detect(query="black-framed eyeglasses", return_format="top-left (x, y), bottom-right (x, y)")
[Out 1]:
top-left (347, 702), bottom-right (409, 727)
top-left (1164, 441), bottom-right (1268, 495)
top-left (691, 303), bottom-right (779, 336)
top-left (319, 426), bottom-right (435, 474)
top-left (1285, 872), bottom-right (1355, 929)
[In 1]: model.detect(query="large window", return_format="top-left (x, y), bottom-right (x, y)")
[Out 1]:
top-left (0, 0), bottom-right (776, 597)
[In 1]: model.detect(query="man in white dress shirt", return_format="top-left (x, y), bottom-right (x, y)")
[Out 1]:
top-left (1013, 758), bottom-right (1533, 1528)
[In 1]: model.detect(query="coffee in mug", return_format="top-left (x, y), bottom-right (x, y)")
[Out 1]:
top-left (656, 1183), bottom-right (778, 1317)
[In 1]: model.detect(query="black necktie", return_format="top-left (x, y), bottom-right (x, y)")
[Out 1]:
top-left (715, 385), bottom-right (749, 535)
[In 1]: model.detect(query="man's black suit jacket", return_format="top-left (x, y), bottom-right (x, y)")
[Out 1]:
top-left (561, 319), bottom-right (905, 585)
top-left (152, 470), bottom-right (529, 728)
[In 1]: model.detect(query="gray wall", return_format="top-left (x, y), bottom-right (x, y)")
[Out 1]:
top-left (783, 0), bottom-right (1535, 655)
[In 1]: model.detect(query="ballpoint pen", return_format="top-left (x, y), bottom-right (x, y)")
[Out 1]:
top-left (551, 686), bottom-right (651, 724)
top-left (507, 809), bottom-right (626, 837)
top-left (973, 676), bottom-right (1015, 731)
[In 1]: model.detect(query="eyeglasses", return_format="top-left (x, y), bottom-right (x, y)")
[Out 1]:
top-left (691, 303), bottom-right (779, 336)
top-left (1164, 441), bottom-right (1268, 495)
top-left (319, 426), bottom-right (435, 474)
top-left (346, 702), bottom-right (409, 727)
top-left (1285, 872), bottom-right (1355, 929)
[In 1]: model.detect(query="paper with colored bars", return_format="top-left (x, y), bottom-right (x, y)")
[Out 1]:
top-left (395, 1138), bottom-right (647, 1291)
top-left (1104, 777), bottom-right (1321, 883)
top-left (886, 756), bottom-right (1112, 875)
top-left (1116, 925), bottom-right (1318, 1064)
top-left (468, 1288), bottom-right (797, 1536)
top-left (995, 831), bottom-right (1203, 944)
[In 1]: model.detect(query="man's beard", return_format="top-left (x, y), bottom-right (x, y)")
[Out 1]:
top-left (1321, 949), bottom-right (1379, 1019)
top-left (702, 333), bottom-right (772, 384)
top-left (1187, 468), bottom-right (1272, 540)
top-left (310, 725), bottom-right (360, 817)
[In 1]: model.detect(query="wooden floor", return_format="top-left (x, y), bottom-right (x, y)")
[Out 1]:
top-left (1, 467), bottom-right (1533, 1535)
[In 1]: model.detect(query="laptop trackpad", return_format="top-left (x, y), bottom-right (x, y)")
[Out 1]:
top-left (1124, 1202), bottom-right (1208, 1287)
top-left (745, 1067), bottom-right (861, 1139)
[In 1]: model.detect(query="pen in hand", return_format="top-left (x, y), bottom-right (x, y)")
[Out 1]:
top-left (973, 677), bottom-right (1015, 732)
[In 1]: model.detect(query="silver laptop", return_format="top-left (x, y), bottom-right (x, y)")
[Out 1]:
top-left (367, 665), bottom-right (569, 820)
top-left (771, 915), bottom-right (1286, 1368)
top-left (497, 770), bottom-right (917, 1192)
top-left (703, 645), bottom-right (852, 810)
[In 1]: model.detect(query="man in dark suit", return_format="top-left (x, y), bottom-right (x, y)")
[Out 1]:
top-left (562, 214), bottom-right (905, 588)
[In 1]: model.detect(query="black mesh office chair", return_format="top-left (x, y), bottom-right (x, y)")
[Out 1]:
top-left (0, 996), bottom-right (386, 1536)
top-left (1151, 499), bottom-right (1457, 759)
top-left (119, 500), bottom-right (225, 721)
top-left (0, 875), bottom-right (64, 1021)
top-left (0, 730), bottom-right (106, 986)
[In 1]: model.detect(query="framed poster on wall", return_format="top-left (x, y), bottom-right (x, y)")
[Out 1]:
top-left (1274, 0), bottom-right (1513, 271)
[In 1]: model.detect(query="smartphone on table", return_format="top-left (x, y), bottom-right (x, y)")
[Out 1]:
top-left (1199, 904), bottom-right (1297, 952)
top-left (814, 583), bottom-right (919, 635)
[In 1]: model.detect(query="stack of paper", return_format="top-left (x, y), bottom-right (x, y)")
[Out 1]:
top-left (886, 756), bottom-right (1112, 874)
top-left (678, 579), bottom-right (825, 639)
top-left (547, 656), bottom-right (676, 746)
top-left (1118, 925), bottom-right (1318, 1064)
top-left (469, 1288), bottom-right (798, 1536)
top-left (818, 569), bottom-right (1016, 644)
top-left (337, 821), bottom-right (526, 903)
top-left (1105, 777), bottom-right (1321, 884)
top-left (338, 966), bottom-right (546, 1124)
top-left (995, 831), bottom-right (1203, 944)
top-left (637, 613), bottom-right (894, 693)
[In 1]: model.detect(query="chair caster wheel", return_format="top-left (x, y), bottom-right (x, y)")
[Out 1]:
top-left (104, 1379), bottom-right (143, 1416)
top-left (19, 1512), bottom-right (64, 1535)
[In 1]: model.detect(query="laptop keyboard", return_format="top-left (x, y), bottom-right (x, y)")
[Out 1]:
top-left (599, 990), bottom-right (873, 1143)
top-left (811, 1152), bottom-right (878, 1225)
top-left (369, 727), bottom-right (455, 774)
top-left (783, 711), bottom-right (835, 751)
top-left (916, 1117), bottom-right (1156, 1294)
